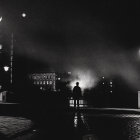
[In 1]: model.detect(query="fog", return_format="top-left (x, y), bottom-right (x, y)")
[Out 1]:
top-left (14, 38), bottom-right (140, 91)
top-left (2, 11), bottom-right (140, 91)
top-left (67, 45), bottom-right (140, 91)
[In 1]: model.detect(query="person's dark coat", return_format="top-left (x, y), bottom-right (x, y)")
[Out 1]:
top-left (73, 86), bottom-right (81, 99)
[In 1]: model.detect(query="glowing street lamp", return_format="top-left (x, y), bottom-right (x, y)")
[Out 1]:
top-left (1, 14), bottom-right (26, 89)
top-left (4, 66), bottom-right (9, 72)
top-left (22, 13), bottom-right (26, 18)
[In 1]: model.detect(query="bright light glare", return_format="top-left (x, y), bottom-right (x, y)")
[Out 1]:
top-left (138, 49), bottom-right (140, 56)
top-left (22, 13), bottom-right (26, 18)
top-left (0, 17), bottom-right (2, 22)
top-left (69, 69), bottom-right (98, 92)
top-left (4, 66), bottom-right (9, 72)
top-left (0, 44), bottom-right (2, 50)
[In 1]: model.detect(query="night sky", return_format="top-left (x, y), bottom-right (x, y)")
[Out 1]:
top-left (0, 1), bottom-right (139, 46)
top-left (0, 0), bottom-right (140, 89)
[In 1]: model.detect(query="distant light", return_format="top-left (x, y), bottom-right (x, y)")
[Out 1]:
top-left (138, 48), bottom-right (140, 57)
top-left (4, 66), bottom-right (9, 72)
top-left (58, 78), bottom-right (61, 80)
top-left (110, 81), bottom-right (112, 84)
top-left (0, 17), bottom-right (2, 22)
top-left (0, 44), bottom-right (2, 50)
top-left (68, 72), bottom-right (71, 75)
top-left (22, 13), bottom-right (26, 18)
top-left (102, 76), bottom-right (105, 79)
top-left (103, 82), bottom-right (105, 85)
top-left (139, 49), bottom-right (140, 54)
top-left (110, 91), bottom-right (112, 93)
top-left (69, 70), bottom-right (98, 91)
top-left (83, 134), bottom-right (94, 140)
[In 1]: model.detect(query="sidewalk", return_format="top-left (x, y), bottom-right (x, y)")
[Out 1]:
top-left (0, 116), bottom-right (34, 139)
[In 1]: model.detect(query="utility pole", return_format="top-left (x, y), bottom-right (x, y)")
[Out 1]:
top-left (10, 33), bottom-right (14, 85)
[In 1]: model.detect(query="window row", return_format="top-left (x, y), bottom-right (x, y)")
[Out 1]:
top-left (33, 80), bottom-right (54, 85)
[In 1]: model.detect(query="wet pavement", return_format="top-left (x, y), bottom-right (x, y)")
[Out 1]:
top-left (29, 95), bottom-right (140, 140)
top-left (30, 108), bottom-right (140, 140)
top-left (74, 112), bottom-right (140, 140)
top-left (1, 101), bottom-right (140, 139)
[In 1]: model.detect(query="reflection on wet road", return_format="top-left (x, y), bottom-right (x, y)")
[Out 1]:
top-left (72, 112), bottom-right (140, 140)
top-left (73, 112), bottom-right (97, 140)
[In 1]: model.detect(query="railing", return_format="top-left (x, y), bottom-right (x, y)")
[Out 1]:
top-left (69, 97), bottom-right (88, 107)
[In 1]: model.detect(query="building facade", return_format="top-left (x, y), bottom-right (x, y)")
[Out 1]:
top-left (29, 73), bottom-right (56, 91)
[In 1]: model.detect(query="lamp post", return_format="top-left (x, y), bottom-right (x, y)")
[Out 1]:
top-left (10, 33), bottom-right (14, 85)
top-left (0, 17), bottom-right (13, 92)
top-left (0, 13), bottom-right (27, 102)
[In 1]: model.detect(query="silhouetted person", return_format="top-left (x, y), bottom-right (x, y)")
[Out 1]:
top-left (73, 82), bottom-right (82, 108)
